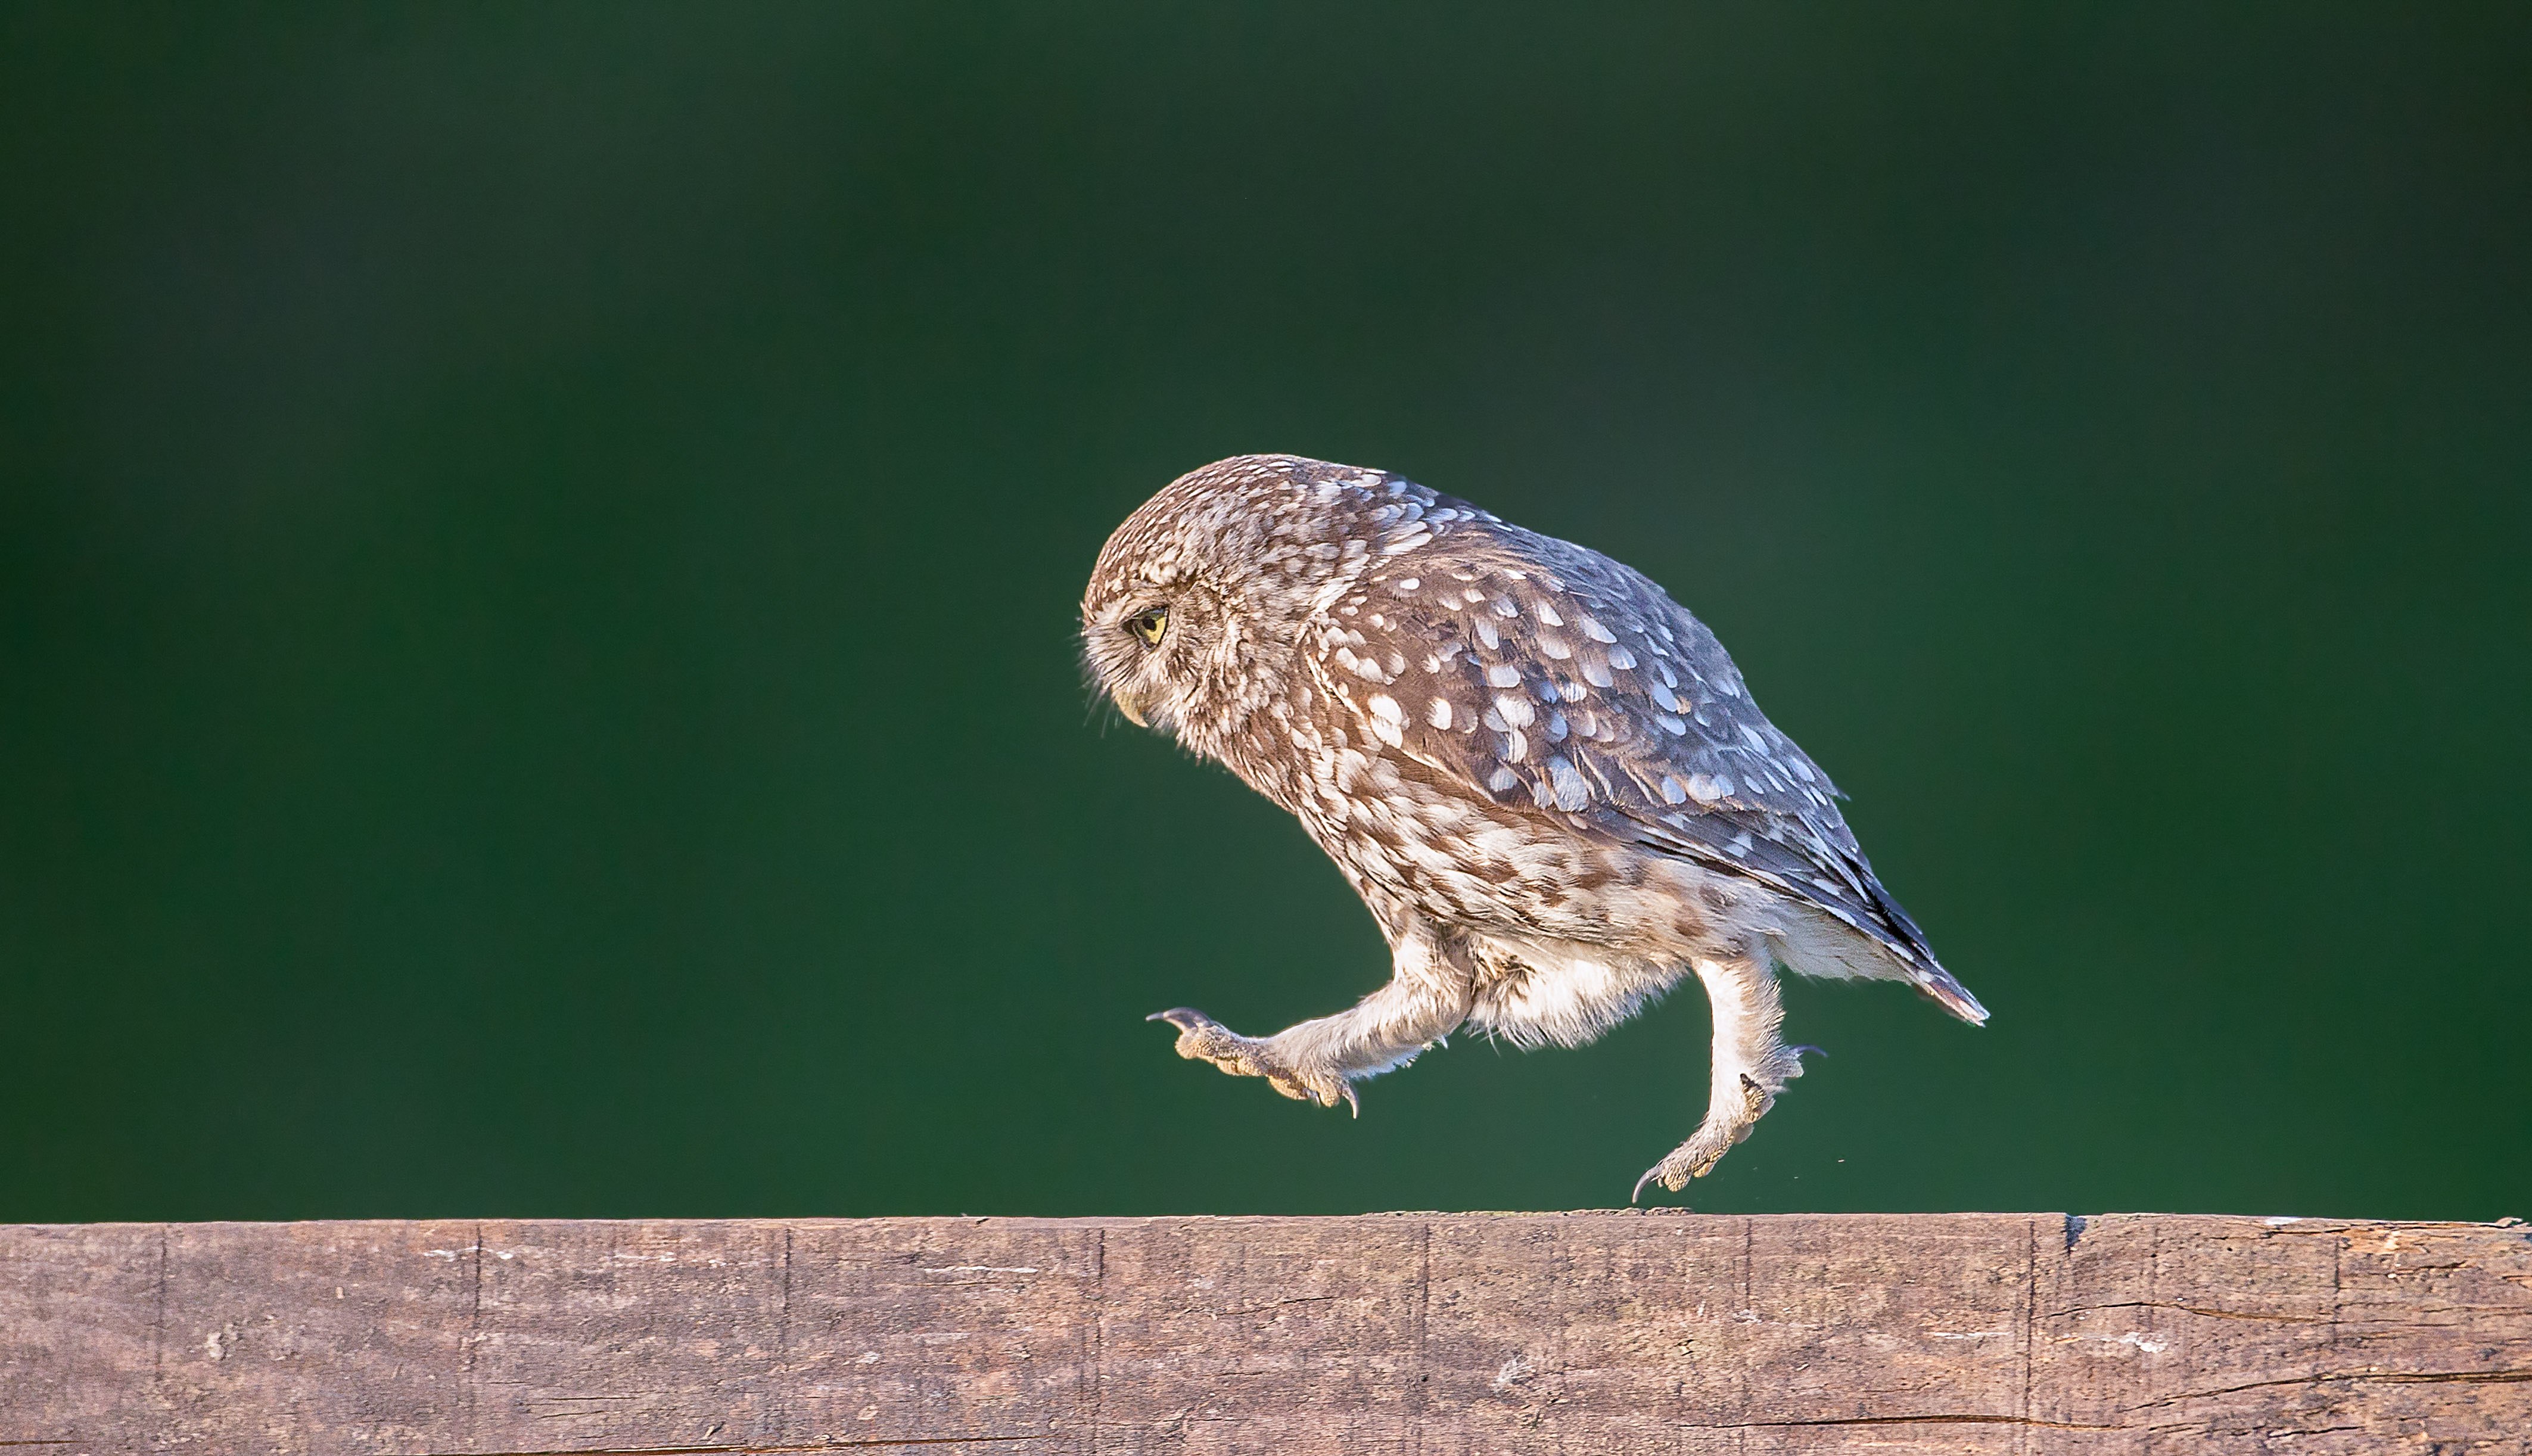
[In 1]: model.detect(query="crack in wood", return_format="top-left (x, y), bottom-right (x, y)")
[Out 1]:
top-left (148, 1225), bottom-right (167, 1387)
top-left (1084, 1227), bottom-right (1104, 1456)
top-left (1697, 1414), bottom-right (2122, 1432)
top-left (2017, 1214), bottom-right (2038, 1455)
top-left (1205, 1294), bottom-right (1340, 1317)
top-left (2124, 1366), bottom-right (2532, 1411)
top-left (2048, 1300), bottom-right (2334, 1324)
top-left (1410, 1219), bottom-right (1431, 1455)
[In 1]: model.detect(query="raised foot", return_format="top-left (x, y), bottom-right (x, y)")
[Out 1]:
top-left (1631, 1115), bottom-right (1744, 1203)
top-left (1147, 1008), bottom-right (1359, 1115)
top-left (1631, 1052), bottom-right (1819, 1203)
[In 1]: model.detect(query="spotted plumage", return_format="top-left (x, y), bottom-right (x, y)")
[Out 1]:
top-left (1081, 455), bottom-right (1986, 1197)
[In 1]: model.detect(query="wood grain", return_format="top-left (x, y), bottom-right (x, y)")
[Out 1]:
top-left (5, 1212), bottom-right (2527, 1454)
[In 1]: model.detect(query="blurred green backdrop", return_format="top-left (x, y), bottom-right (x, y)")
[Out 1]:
top-left (2, 5), bottom-right (2526, 1223)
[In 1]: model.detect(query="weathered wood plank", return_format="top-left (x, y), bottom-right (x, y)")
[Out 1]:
top-left (4, 1212), bottom-right (2525, 1454)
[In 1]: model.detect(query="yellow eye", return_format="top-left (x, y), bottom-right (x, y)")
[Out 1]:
top-left (1128, 606), bottom-right (1168, 647)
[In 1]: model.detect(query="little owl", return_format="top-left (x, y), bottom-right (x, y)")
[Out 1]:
top-left (1081, 455), bottom-right (1986, 1198)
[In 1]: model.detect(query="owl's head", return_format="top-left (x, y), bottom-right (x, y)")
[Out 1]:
top-left (1079, 544), bottom-right (1237, 741)
top-left (1082, 455), bottom-right (1399, 748)
top-left (1081, 483), bottom-right (1268, 745)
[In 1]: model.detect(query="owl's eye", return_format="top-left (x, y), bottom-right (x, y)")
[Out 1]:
top-left (1127, 606), bottom-right (1169, 648)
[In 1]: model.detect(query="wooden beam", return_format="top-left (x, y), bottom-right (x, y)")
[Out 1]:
top-left (5, 1212), bottom-right (2526, 1453)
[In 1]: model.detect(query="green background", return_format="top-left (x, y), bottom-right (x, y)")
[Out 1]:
top-left (4, 5), bottom-right (2525, 1223)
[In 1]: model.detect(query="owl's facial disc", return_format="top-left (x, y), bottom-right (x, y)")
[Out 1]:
top-left (1088, 591), bottom-right (1189, 731)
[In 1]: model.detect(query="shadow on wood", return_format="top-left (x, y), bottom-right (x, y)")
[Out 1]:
top-left (6, 1211), bottom-right (2528, 1454)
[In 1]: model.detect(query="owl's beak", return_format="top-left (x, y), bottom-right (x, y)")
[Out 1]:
top-left (1111, 687), bottom-right (1149, 727)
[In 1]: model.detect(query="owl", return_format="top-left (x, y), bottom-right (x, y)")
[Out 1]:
top-left (1080, 455), bottom-right (1986, 1198)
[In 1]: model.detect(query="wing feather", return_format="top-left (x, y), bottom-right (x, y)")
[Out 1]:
top-left (1312, 509), bottom-right (1983, 1022)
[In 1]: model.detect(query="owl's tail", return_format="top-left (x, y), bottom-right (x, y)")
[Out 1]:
top-left (1909, 962), bottom-right (1989, 1025)
top-left (1853, 878), bottom-right (1989, 1026)
top-left (1766, 903), bottom-right (1990, 1026)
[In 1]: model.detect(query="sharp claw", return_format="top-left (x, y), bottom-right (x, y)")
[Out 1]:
top-left (1340, 1082), bottom-right (1361, 1118)
top-left (1788, 1044), bottom-right (1827, 1059)
top-left (1632, 1162), bottom-right (1697, 1206)
top-left (1148, 1007), bottom-right (1206, 1031)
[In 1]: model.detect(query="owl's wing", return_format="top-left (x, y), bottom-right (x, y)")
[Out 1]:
top-left (1317, 515), bottom-right (1982, 1021)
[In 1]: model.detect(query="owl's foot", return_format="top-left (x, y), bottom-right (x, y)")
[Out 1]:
top-left (1631, 1111), bottom-right (1747, 1202)
top-left (1631, 1053), bottom-right (1813, 1202)
top-left (1147, 1008), bottom-right (1360, 1115)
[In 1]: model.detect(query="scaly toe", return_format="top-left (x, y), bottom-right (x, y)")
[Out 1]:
top-left (1631, 1125), bottom-right (1739, 1202)
top-left (1270, 1072), bottom-right (1360, 1116)
top-left (1149, 1011), bottom-right (1358, 1114)
top-left (1148, 1007), bottom-right (1249, 1067)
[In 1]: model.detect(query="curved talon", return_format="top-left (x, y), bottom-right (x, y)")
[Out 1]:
top-left (1633, 1117), bottom-right (1746, 1202)
top-left (1264, 1068), bottom-right (1359, 1113)
top-left (1631, 1152), bottom-right (1709, 1203)
top-left (1632, 1156), bottom-right (1691, 1204)
top-left (1149, 1007), bottom-right (1239, 1063)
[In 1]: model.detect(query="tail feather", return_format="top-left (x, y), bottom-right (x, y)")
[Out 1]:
top-left (1765, 897), bottom-right (1991, 1026)
top-left (1912, 962), bottom-right (1989, 1025)
top-left (1853, 876), bottom-right (1989, 1025)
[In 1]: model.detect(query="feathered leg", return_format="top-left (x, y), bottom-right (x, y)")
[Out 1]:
top-left (1152, 919), bottom-right (1471, 1114)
